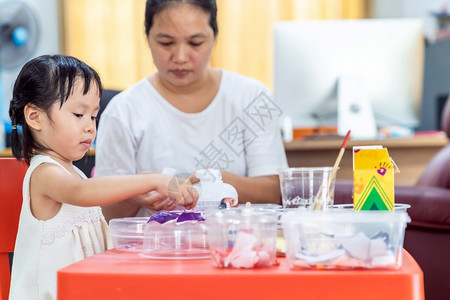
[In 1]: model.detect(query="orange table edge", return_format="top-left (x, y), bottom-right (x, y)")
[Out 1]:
top-left (57, 249), bottom-right (424, 300)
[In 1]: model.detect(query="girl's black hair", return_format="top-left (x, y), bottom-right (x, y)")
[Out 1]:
top-left (144, 0), bottom-right (218, 36)
top-left (8, 54), bottom-right (103, 165)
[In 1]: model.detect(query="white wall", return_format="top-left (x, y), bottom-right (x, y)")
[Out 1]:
top-left (373, 0), bottom-right (450, 130)
top-left (0, 0), bottom-right (61, 121)
top-left (2, 0), bottom-right (449, 125)
top-left (373, 0), bottom-right (449, 41)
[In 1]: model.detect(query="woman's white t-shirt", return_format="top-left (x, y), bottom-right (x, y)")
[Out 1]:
top-left (95, 69), bottom-right (288, 180)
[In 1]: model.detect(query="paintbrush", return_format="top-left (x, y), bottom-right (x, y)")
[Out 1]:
top-left (312, 130), bottom-right (351, 210)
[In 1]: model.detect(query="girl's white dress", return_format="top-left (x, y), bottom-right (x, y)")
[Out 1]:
top-left (9, 154), bottom-right (112, 300)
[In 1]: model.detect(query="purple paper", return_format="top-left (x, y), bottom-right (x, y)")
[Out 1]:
top-left (147, 210), bottom-right (205, 224)
top-left (148, 211), bottom-right (179, 224)
top-left (177, 211), bottom-right (206, 223)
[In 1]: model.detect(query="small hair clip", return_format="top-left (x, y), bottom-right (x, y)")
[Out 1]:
top-left (12, 125), bottom-right (17, 130)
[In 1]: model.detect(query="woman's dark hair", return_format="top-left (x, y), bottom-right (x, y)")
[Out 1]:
top-left (8, 54), bottom-right (103, 165)
top-left (145, 0), bottom-right (218, 36)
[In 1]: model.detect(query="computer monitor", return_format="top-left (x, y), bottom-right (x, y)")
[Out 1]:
top-left (273, 19), bottom-right (425, 138)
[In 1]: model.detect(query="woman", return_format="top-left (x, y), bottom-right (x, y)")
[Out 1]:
top-left (95, 0), bottom-right (288, 221)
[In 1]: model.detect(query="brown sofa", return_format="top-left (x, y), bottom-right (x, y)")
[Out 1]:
top-left (334, 95), bottom-right (450, 300)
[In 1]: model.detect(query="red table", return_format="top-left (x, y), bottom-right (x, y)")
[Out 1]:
top-left (57, 249), bottom-right (424, 300)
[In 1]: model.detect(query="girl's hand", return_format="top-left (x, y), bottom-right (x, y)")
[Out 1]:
top-left (135, 172), bottom-right (199, 210)
top-left (167, 175), bottom-right (199, 209)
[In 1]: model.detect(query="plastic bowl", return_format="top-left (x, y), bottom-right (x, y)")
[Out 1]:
top-left (140, 220), bottom-right (209, 259)
top-left (206, 208), bottom-right (278, 268)
top-left (282, 209), bottom-right (411, 270)
top-left (108, 217), bottom-right (148, 251)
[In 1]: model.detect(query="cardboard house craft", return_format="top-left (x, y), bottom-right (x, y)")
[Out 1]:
top-left (353, 146), bottom-right (397, 211)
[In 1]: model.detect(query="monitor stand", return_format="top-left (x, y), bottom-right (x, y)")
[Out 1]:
top-left (337, 74), bottom-right (378, 140)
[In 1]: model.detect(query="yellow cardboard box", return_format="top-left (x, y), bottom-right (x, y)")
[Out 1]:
top-left (353, 146), bottom-right (396, 211)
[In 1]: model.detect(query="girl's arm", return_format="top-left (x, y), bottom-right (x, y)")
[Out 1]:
top-left (102, 192), bottom-right (176, 222)
top-left (101, 193), bottom-right (172, 222)
top-left (30, 163), bottom-right (197, 220)
top-left (101, 173), bottom-right (200, 222)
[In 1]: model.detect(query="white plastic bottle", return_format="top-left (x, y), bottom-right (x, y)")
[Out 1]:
top-left (194, 169), bottom-right (238, 211)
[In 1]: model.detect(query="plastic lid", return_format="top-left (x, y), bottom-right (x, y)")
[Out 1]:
top-left (282, 209), bottom-right (411, 224)
top-left (108, 217), bottom-right (149, 237)
top-left (207, 207), bottom-right (278, 224)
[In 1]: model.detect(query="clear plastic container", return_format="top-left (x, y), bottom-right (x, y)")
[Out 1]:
top-left (206, 208), bottom-right (278, 268)
top-left (278, 167), bottom-right (336, 209)
top-left (140, 220), bottom-right (209, 259)
top-left (108, 217), bottom-right (148, 251)
top-left (238, 203), bottom-right (282, 210)
top-left (282, 210), bottom-right (411, 269)
top-left (333, 203), bottom-right (411, 212)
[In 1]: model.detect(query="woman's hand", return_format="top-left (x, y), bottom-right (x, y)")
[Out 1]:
top-left (135, 173), bottom-right (199, 211)
top-left (134, 192), bottom-right (177, 211)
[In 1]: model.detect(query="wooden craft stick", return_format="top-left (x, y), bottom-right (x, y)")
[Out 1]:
top-left (312, 130), bottom-right (351, 210)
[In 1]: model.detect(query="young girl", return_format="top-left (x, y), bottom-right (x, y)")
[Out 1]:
top-left (8, 54), bottom-right (198, 300)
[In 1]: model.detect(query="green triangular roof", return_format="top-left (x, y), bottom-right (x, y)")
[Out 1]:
top-left (355, 176), bottom-right (393, 211)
